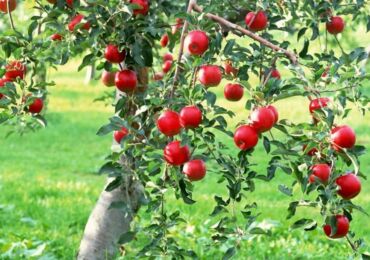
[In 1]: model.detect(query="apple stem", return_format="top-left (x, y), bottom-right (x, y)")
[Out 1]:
top-left (334, 35), bottom-right (345, 54)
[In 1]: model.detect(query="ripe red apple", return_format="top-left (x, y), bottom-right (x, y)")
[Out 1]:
top-left (336, 173), bottom-right (361, 200)
top-left (184, 30), bottom-right (209, 56)
top-left (224, 83), bottom-right (244, 101)
top-left (302, 145), bottom-right (318, 156)
top-left (164, 141), bottom-right (190, 166)
top-left (104, 44), bottom-right (126, 64)
top-left (250, 107), bottom-right (276, 133)
top-left (234, 125), bottom-right (259, 150)
top-left (68, 14), bottom-right (91, 31)
top-left (270, 68), bottom-right (281, 79)
top-left (5, 61), bottom-right (26, 81)
top-left (331, 125), bottom-right (356, 151)
top-left (0, 0), bottom-right (16, 13)
top-left (160, 34), bottom-right (169, 47)
top-left (183, 159), bottom-right (206, 181)
top-left (266, 105), bottom-right (279, 124)
top-left (156, 110), bottom-right (182, 136)
top-left (28, 98), bottom-right (44, 114)
top-left (163, 53), bottom-right (173, 62)
top-left (115, 70), bottom-right (137, 93)
top-left (309, 164), bottom-right (331, 184)
top-left (198, 65), bottom-right (222, 87)
top-left (323, 215), bottom-right (349, 239)
top-left (326, 16), bottom-right (345, 35)
top-left (322, 66), bottom-right (330, 78)
top-left (245, 11), bottom-right (268, 32)
top-left (66, 0), bottom-right (73, 7)
top-left (309, 97), bottom-right (330, 113)
top-left (224, 60), bottom-right (238, 77)
top-left (51, 33), bottom-right (63, 41)
top-left (130, 0), bottom-right (149, 16)
top-left (153, 72), bottom-right (164, 81)
top-left (179, 105), bottom-right (202, 129)
top-left (162, 60), bottom-right (172, 74)
top-left (101, 71), bottom-right (116, 87)
top-left (114, 127), bottom-right (128, 143)
top-left (0, 78), bottom-right (11, 99)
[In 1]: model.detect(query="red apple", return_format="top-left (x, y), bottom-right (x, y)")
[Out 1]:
top-left (322, 66), bottom-right (330, 78)
top-left (309, 164), bottom-right (331, 184)
top-left (153, 72), bottom-right (164, 81)
top-left (224, 83), bottom-right (244, 101)
top-left (163, 53), bottom-right (173, 62)
top-left (323, 215), bottom-right (349, 239)
top-left (162, 60), bottom-right (172, 74)
top-left (171, 18), bottom-right (183, 34)
top-left (331, 125), bottom-right (356, 151)
top-left (198, 65), bottom-right (222, 87)
top-left (160, 34), bottom-right (169, 47)
top-left (156, 110), bottom-right (181, 136)
top-left (28, 98), bottom-right (43, 114)
top-left (270, 68), bottom-right (281, 79)
top-left (0, 0), bottom-right (16, 13)
top-left (0, 78), bottom-right (11, 99)
top-left (183, 159), bottom-right (206, 181)
top-left (130, 0), bottom-right (149, 16)
top-left (302, 145), bottom-right (319, 156)
top-left (326, 16), bottom-right (345, 35)
top-left (164, 140), bottom-right (190, 166)
top-left (309, 97), bottom-right (330, 113)
top-left (51, 33), bottom-right (63, 41)
top-left (336, 173), bottom-right (361, 200)
top-left (5, 61), bottom-right (26, 81)
top-left (184, 30), bottom-right (209, 56)
top-left (115, 70), bottom-right (137, 93)
top-left (266, 105), bottom-right (279, 124)
top-left (224, 60), bottom-right (238, 77)
top-left (101, 71), bottom-right (116, 87)
top-left (250, 107), bottom-right (276, 133)
top-left (245, 11), bottom-right (268, 32)
top-left (114, 127), bottom-right (128, 143)
top-left (180, 105), bottom-right (202, 129)
top-left (68, 14), bottom-right (90, 31)
top-left (66, 0), bottom-right (73, 7)
top-left (234, 125), bottom-right (259, 150)
top-left (104, 44), bottom-right (126, 64)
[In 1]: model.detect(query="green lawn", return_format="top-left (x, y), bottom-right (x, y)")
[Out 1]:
top-left (0, 56), bottom-right (369, 259)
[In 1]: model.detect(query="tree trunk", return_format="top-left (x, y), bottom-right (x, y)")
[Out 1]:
top-left (84, 64), bottom-right (96, 85)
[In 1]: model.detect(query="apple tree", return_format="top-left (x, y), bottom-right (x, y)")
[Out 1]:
top-left (1, 0), bottom-right (370, 259)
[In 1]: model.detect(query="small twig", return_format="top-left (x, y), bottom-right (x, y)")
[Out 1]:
top-left (334, 35), bottom-right (345, 54)
top-left (7, 0), bottom-right (20, 44)
top-left (262, 56), bottom-right (278, 86)
top-left (345, 235), bottom-right (357, 252)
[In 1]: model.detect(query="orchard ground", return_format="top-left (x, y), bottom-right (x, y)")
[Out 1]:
top-left (1, 41), bottom-right (370, 259)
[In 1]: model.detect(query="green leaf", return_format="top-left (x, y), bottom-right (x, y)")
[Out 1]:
top-left (263, 136), bottom-right (270, 153)
top-left (105, 177), bottom-right (122, 192)
top-left (278, 184), bottom-right (293, 196)
top-left (118, 231), bottom-right (136, 244)
top-left (291, 218), bottom-right (317, 230)
top-left (222, 247), bottom-right (236, 260)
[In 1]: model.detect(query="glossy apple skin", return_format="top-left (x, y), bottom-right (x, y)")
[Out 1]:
top-left (245, 11), bottom-right (268, 32)
top-left (115, 70), bottom-right (137, 93)
top-left (180, 105), bottom-right (202, 129)
top-left (28, 98), bottom-right (44, 114)
top-left (250, 107), bottom-right (276, 133)
top-left (323, 215), bottom-right (349, 239)
top-left (266, 105), bottom-right (279, 124)
top-left (0, 78), bottom-right (11, 99)
top-left (104, 45), bottom-right (126, 64)
top-left (162, 60), bottom-right (172, 74)
top-left (234, 125), bottom-right (259, 150)
top-left (224, 83), bottom-right (244, 101)
top-left (330, 125), bottom-right (356, 151)
top-left (51, 33), bottom-right (63, 41)
top-left (5, 61), bottom-right (26, 81)
top-left (101, 71), bottom-right (116, 87)
top-left (224, 61), bottom-right (238, 77)
top-left (160, 34), bottom-right (169, 47)
top-left (336, 173), bottom-right (361, 200)
top-left (326, 16), bottom-right (345, 35)
top-left (68, 14), bottom-right (91, 31)
top-left (114, 127), bottom-right (128, 143)
top-left (309, 164), bottom-right (331, 184)
top-left (198, 65), bottom-right (222, 87)
top-left (157, 110), bottom-right (181, 136)
top-left (164, 141), bottom-right (190, 166)
top-left (183, 159), bottom-right (206, 181)
top-left (130, 0), bottom-right (149, 16)
top-left (163, 53), bottom-right (173, 62)
top-left (184, 30), bottom-right (209, 56)
top-left (153, 72), bottom-right (164, 81)
top-left (0, 0), bottom-right (16, 13)
top-left (270, 68), bottom-right (281, 79)
top-left (309, 97), bottom-right (330, 113)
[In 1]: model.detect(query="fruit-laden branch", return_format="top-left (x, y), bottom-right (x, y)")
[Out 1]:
top-left (192, 4), bottom-right (298, 65)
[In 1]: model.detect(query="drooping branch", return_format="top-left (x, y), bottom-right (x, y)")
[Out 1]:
top-left (192, 4), bottom-right (298, 65)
